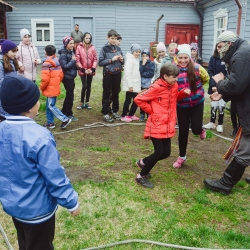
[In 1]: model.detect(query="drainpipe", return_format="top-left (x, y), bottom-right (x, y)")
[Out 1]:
top-left (155, 14), bottom-right (164, 43)
top-left (194, 0), bottom-right (203, 57)
top-left (235, 0), bottom-right (242, 35)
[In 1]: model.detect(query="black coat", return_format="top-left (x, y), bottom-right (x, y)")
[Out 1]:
top-left (217, 39), bottom-right (250, 135)
top-left (207, 55), bottom-right (227, 94)
top-left (58, 47), bottom-right (77, 80)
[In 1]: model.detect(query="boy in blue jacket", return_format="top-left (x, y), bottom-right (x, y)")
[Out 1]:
top-left (139, 49), bottom-right (155, 121)
top-left (0, 75), bottom-right (80, 250)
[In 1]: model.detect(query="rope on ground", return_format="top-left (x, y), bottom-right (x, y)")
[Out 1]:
top-left (0, 223), bottom-right (14, 250)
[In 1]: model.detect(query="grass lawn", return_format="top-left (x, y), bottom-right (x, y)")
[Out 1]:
top-left (0, 66), bottom-right (250, 250)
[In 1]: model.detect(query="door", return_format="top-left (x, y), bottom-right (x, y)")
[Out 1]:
top-left (73, 17), bottom-right (94, 44)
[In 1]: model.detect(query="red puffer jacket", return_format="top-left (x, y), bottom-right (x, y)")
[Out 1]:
top-left (76, 43), bottom-right (97, 76)
top-left (134, 78), bottom-right (188, 139)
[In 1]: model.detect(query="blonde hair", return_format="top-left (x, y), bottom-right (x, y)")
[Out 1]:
top-left (168, 43), bottom-right (178, 49)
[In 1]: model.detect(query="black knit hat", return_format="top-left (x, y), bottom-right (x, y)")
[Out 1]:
top-left (0, 75), bottom-right (40, 114)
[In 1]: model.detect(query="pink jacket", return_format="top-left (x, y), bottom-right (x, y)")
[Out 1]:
top-left (16, 42), bottom-right (41, 81)
top-left (76, 43), bottom-right (97, 76)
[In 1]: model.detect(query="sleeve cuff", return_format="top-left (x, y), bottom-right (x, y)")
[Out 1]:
top-left (67, 202), bottom-right (79, 212)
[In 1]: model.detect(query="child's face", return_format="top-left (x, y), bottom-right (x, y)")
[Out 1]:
top-left (84, 34), bottom-right (91, 44)
top-left (158, 50), bottom-right (166, 58)
top-left (191, 49), bottom-right (197, 58)
top-left (107, 35), bottom-right (117, 46)
top-left (164, 74), bottom-right (178, 85)
top-left (6, 48), bottom-right (17, 60)
top-left (22, 34), bottom-right (31, 45)
top-left (142, 54), bottom-right (149, 61)
top-left (66, 40), bottom-right (74, 51)
top-left (116, 39), bottom-right (122, 46)
top-left (132, 50), bottom-right (141, 58)
top-left (177, 54), bottom-right (190, 67)
top-left (168, 47), bottom-right (176, 57)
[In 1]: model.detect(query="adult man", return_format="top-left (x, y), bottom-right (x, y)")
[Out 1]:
top-left (204, 30), bottom-right (250, 195)
top-left (71, 24), bottom-right (84, 50)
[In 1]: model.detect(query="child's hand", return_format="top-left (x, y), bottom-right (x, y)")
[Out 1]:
top-left (71, 207), bottom-right (80, 216)
top-left (210, 92), bottom-right (222, 101)
top-left (72, 55), bottom-right (76, 60)
top-left (129, 87), bottom-right (133, 92)
top-left (119, 55), bottom-right (123, 61)
top-left (212, 87), bottom-right (217, 92)
top-left (112, 55), bottom-right (119, 61)
top-left (142, 58), bottom-right (147, 65)
top-left (19, 66), bottom-right (25, 73)
top-left (184, 89), bottom-right (191, 95)
top-left (34, 59), bottom-right (38, 66)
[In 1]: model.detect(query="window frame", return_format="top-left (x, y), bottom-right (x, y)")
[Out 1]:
top-left (213, 8), bottom-right (229, 49)
top-left (31, 19), bottom-right (54, 46)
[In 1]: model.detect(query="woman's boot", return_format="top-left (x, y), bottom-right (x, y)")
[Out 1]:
top-left (204, 159), bottom-right (245, 195)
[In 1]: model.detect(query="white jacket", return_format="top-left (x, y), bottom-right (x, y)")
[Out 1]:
top-left (16, 42), bottom-right (41, 81)
top-left (122, 52), bottom-right (141, 93)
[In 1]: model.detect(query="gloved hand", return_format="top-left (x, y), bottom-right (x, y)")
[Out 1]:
top-left (80, 68), bottom-right (85, 73)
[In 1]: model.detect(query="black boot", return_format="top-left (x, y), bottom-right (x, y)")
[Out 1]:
top-left (230, 127), bottom-right (238, 137)
top-left (246, 177), bottom-right (250, 184)
top-left (204, 159), bottom-right (245, 195)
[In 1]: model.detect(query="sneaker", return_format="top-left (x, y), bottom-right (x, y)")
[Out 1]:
top-left (203, 122), bottom-right (216, 129)
top-left (216, 125), bottom-right (223, 133)
top-left (112, 112), bottom-right (121, 120)
top-left (121, 116), bottom-right (132, 122)
top-left (136, 159), bottom-right (151, 178)
top-left (84, 103), bottom-right (92, 109)
top-left (135, 174), bottom-right (154, 188)
top-left (175, 124), bottom-right (179, 129)
top-left (139, 114), bottom-right (145, 122)
top-left (77, 103), bottom-right (84, 110)
top-left (103, 114), bottom-right (113, 123)
top-left (68, 115), bottom-right (78, 121)
top-left (60, 119), bottom-right (72, 129)
top-left (128, 115), bottom-right (140, 121)
top-left (43, 123), bottom-right (55, 129)
top-left (200, 128), bottom-right (206, 140)
top-left (173, 156), bottom-right (186, 168)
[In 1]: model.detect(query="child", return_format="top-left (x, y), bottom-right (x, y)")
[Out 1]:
top-left (139, 48), bottom-right (155, 121)
top-left (116, 34), bottom-right (122, 46)
top-left (203, 44), bottom-right (227, 133)
top-left (190, 42), bottom-right (203, 65)
top-left (152, 42), bottom-right (170, 82)
top-left (173, 44), bottom-right (209, 169)
top-left (161, 42), bottom-right (178, 66)
top-left (40, 45), bottom-right (72, 129)
top-left (98, 29), bottom-right (124, 122)
top-left (0, 40), bottom-right (19, 121)
top-left (76, 32), bottom-right (97, 110)
top-left (59, 36), bottom-right (78, 121)
top-left (121, 44), bottom-right (141, 122)
top-left (134, 64), bottom-right (191, 188)
top-left (16, 28), bottom-right (41, 82)
top-left (0, 75), bottom-right (80, 250)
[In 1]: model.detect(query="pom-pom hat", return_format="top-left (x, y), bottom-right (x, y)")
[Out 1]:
top-left (63, 36), bottom-right (73, 47)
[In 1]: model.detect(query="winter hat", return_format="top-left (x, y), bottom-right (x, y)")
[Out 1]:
top-left (190, 42), bottom-right (199, 51)
top-left (0, 75), bottom-right (40, 114)
top-left (131, 44), bottom-right (141, 53)
top-left (20, 28), bottom-right (31, 39)
top-left (141, 48), bottom-right (150, 57)
top-left (176, 44), bottom-right (191, 58)
top-left (216, 31), bottom-right (239, 44)
top-left (156, 42), bottom-right (166, 52)
top-left (1, 40), bottom-right (17, 55)
top-left (63, 36), bottom-right (73, 47)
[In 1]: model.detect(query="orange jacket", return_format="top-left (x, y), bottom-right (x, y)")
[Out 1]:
top-left (134, 78), bottom-right (189, 139)
top-left (40, 56), bottom-right (64, 97)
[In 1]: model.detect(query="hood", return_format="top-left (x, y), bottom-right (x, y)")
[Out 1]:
top-left (126, 52), bottom-right (138, 60)
top-left (156, 78), bottom-right (175, 88)
top-left (44, 56), bottom-right (60, 67)
top-left (58, 47), bottom-right (72, 55)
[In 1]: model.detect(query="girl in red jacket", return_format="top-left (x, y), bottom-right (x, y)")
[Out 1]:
top-left (76, 32), bottom-right (97, 109)
top-left (134, 64), bottom-right (190, 188)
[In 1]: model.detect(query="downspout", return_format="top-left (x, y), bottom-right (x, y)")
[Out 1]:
top-left (155, 14), bottom-right (164, 43)
top-left (235, 0), bottom-right (242, 35)
top-left (194, 0), bottom-right (203, 57)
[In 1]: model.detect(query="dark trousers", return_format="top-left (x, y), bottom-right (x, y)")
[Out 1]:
top-left (141, 138), bottom-right (171, 176)
top-left (210, 107), bottom-right (224, 125)
top-left (80, 75), bottom-right (93, 103)
top-left (177, 102), bottom-right (204, 157)
top-left (62, 78), bottom-right (75, 116)
top-left (12, 215), bottom-right (55, 250)
top-left (231, 100), bottom-right (239, 128)
top-left (121, 91), bottom-right (138, 117)
top-left (101, 72), bottom-right (121, 115)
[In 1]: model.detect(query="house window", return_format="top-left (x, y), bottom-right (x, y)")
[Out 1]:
top-left (31, 19), bottom-right (54, 46)
top-left (213, 8), bottom-right (229, 48)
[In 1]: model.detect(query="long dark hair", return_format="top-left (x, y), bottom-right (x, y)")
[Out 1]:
top-left (212, 44), bottom-right (219, 57)
top-left (2, 48), bottom-right (19, 72)
top-left (159, 63), bottom-right (179, 78)
top-left (187, 60), bottom-right (197, 93)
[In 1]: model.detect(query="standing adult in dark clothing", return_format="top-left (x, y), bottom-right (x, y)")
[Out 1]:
top-left (58, 36), bottom-right (78, 121)
top-left (204, 31), bottom-right (250, 195)
top-left (71, 24), bottom-right (84, 50)
top-left (230, 100), bottom-right (239, 137)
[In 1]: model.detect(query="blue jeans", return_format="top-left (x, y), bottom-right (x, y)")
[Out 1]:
top-left (46, 97), bottom-right (68, 124)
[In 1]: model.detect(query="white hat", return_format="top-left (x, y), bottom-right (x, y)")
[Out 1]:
top-left (216, 31), bottom-right (239, 44)
top-left (20, 28), bottom-right (30, 39)
top-left (176, 44), bottom-right (191, 58)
